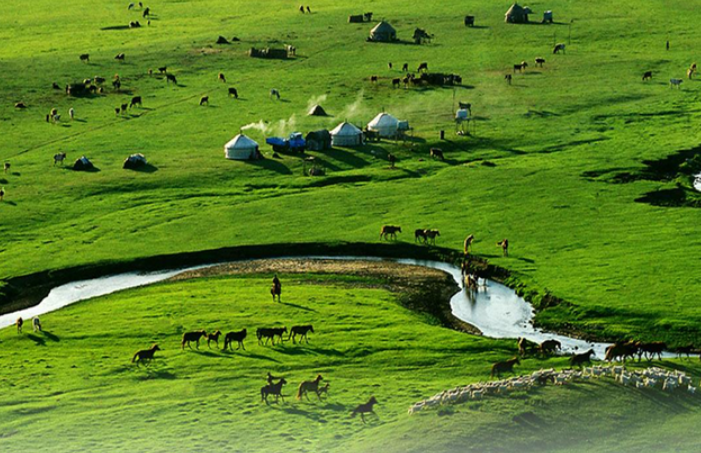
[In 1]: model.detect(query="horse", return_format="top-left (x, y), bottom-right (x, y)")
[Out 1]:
top-left (3, 162), bottom-right (10, 173)
top-left (223, 329), bottom-right (247, 350)
top-left (380, 225), bottom-right (401, 240)
top-left (297, 374), bottom-right (324, 400)
top-left (517, 337), bottom-right (539, 356)
top-left (166, 73), bottom-right (177, 84)
top-left (79, 53), bottom-right (90, 63)
top-left (553, 43), bottom-right (566, 54)
top-left (199, 95), bottom-right (209, 105)
top-left (569, 349), bottom-right (594, 368)
top-left (206, 330), bottom-right (222, 349)
top-left (505, 74), bottom-right (512, 85)
top-left (392, 78), bottom-right (401, 88)
top-left (491, 357), bottom-right (520, 377)
top-left (464, 234), bottom-right (474, 255)
top-left (351, 396), bottom-right (378, 423)
top-left (115, 53), bottom-right (125, 61)
top-left (129, 96), bottom-right (142, 108)
top-left (430, 148), bottom-right (444, 160)
top-left (16, 317), bottom-right (23, 334)
top-left (32, 317), bottom-right (42, 333)
top-left (638, 341), bottom-right (666, 361)
top-left (370, 75), bottom-right (378, 83)
top-left (218, 72), bottom-right (226, 83)
top-left (132, 344), bottom-right (161, 366)
top-left (270, 284), bottom-right (281, 302)
top-left (257, 327), bottom-right (287, 345)
top-left (417, 62), bottom-right (428, 72)
top-left (261, 378), bottom-right (287, 404)
top-left (120, 103), bottom-right (128, 114)
top-left (513, 61), bottom-right (528, 73)
top-left (675, 344), bottom-right (695, 359)
top-left (535, 57), bottom-right (545, 67)
top-left (388, 153), bottom-right (396, 168)
top-left (425, 229), bottom-right (440, 245)
top-left (270, 89), bottom-right (281, 100)
top-left (289, 325), bottom-right (314, 344)
top-left (539, 339), bottom-right (561, 355)
top-left (181, 330), bottom-right (207, 349)
top-left (228, 87), bottom-right (239, 98)
top-left (318, 382), bottom-right (330, 398)
top-left (53, 152), bottom-right (67, 166)
top-left (415, 229), bottom-right (428, 244)
top-left (402, 63), bottom-right (409, 72)
top-left (497, 239), bottom-right (509, 257)
top-left (642, 71), bottom-right (653, 81)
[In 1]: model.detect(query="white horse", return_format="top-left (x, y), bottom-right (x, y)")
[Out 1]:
top-left (270, 89), bottom-right (281, 100)
top-left (32, 317), bottom-right (42, 332)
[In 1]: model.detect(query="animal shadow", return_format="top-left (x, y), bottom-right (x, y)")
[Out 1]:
top-left (42, 331), bottom-right (60, 342)
top-left (27, 334), bottom-right (46, 346)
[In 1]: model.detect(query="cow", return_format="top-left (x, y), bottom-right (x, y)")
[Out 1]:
top-left (642, 71), bottom-right (652, 81)
top-left (129, 96), bottom-right (142, 108)
top-left (228, 87), bottom-right (239, 98)
top-left (417, 62), bottom-right (428, 72)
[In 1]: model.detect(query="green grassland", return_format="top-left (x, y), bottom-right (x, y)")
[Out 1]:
top-left (2, 272), bottom-right (701, 453)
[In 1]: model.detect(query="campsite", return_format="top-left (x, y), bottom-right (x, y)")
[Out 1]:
top-left (2, 0), bottom-right (701, 452)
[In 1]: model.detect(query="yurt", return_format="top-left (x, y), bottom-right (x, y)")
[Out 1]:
top-left (330, 122), bottom-right (363, 146)
top-left (225, 134), bottom-right (259, 160)
top-left (367, 112), bottom-right (399, 138)
top-left (123, 153), bottom-right (147, 169)
top-left (73, 156), bottom-right (94, 171)
top-left (369, 21), bottom-right (397, 42)
top-left (306, 130), bottom-right (332, 151)
top-left (308, 104), bottom-right (328, 116)
top-left (505, 3), bottom-right (529, 23)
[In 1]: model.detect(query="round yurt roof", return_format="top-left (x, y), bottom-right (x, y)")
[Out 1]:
top-left (225, 133), bottom-right (258, 150)
top-left (330, 122), bottom-right (362, 136)
top-left (368, 112), bottom-right (399, 128)
top-left (371, 21), bottom-right (396, 35)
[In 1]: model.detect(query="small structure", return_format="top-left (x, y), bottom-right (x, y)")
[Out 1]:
top-left (123, 153), bottom-right (147, 169)
top-left (305, 130), bottom-right (332, 151)
top-left (308, 104), bottom-right (328, 116)
top-left (225, 134), bottom-right (260, 160)
top-left (505, 3), bottom-right (529, 23)
top-left (464, 16), bottom-right (475, 27)
top-left (330, 122), bottom-right (363, 147)
top-left (216, 36), bottom-right (230, 44)
top-left (73, 156), bottom-right (94, 171)
top-left (542, 10), bottom-right (553, 23)
top-left (369, 21), bottom-right (397, 42)
top-left (455, 109), bottom-right (472, 135)
top-left (367, 112), bottom-right (400, 138)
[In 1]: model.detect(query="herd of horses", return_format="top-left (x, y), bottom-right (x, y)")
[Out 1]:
top-left (380, 225), bottom-right (509, 258)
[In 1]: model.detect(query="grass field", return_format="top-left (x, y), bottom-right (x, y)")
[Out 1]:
top-left (2, 266), bottom-right (701, 453)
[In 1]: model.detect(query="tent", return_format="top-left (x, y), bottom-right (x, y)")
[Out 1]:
top-left (225, 134), bottom-right (260, 160)
top-left (369, 21), bottom-right (397, 42)
top-left (123, 153), bottom-right (147, 169)
top-left (330, 122), bottom-right (363, 146)
top-left (73, 156), bottom-right (94, 171)
top-left (308, 105), bottom-right (328, 116)
top-left (367, 112), bottom-right (399, 138)
top-left (305, 130), bottom-right (332, 151)
top-left (505, 3), bottom-right (529, 23)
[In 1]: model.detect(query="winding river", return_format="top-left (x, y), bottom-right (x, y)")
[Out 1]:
top-left (0, 256), bottom-right (620, 357)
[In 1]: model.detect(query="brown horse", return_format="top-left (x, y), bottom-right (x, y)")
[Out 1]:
top-left (181, 330), bottom-right (207, 350)
top-left (16, 317), bottom-right (23, 334)
top-left (539, 339), bottom-right (562, 356)
top-left (261, 378), bottom-right (287, 404)
top-left (206, 330), bottom-right (222, 349)
top-left (223, 329), bottom-right (247, 350)
top-left (569, 349), bottom-right (594, 368)
top-left (289, 325), bottom-right (314, 344)
top-left (351, 396), bottom-right (378, 423)
top-left (297, 374), bottom-right (324, 400)
top-left (414, 229), bottom-right (428, 244)
top-left (491, 357), bottom-right (520, 377)
top-left (132, 344), bottom-right (161, 366)
top-left (463, 234), bottom-right (474, 255)
top-left (497, 239), bottom-right (509, 257)
top-left (380, 225), bottom-right (401, 241)
top-left (271, 283), bottom-right (281, 302)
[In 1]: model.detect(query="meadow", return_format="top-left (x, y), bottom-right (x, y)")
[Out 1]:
top-left (2, 0), bottom-right (701, 450)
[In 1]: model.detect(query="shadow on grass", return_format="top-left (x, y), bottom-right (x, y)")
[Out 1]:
top-left (222, 349), bottom-right (282, 363)
top-left (245, 158), bottom-right (293, 175)
top-left (27, 334), bottom-right (46, 346)
top-left (125, 163), bottom-right (158, 173)
top-left (279, 301), bottom-right (318, 312)
top-left (42, 330), bottom-right (60, 342)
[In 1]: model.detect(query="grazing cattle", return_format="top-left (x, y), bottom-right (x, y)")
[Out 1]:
top-left (270, 89), bottom-right (281, 99)
top-left (115, 107), bottom-right (121, 115)
top-left (289, 325), bottom-right (314, 344)
top-left (464, 234), bottom-right (474, 255)
top-left (380, 225), bottom-right (401, 240)
top-left (414, 229), bottom-right (428, 244)
top-left (491, 357), bottom-right (520, 377)
top-left (670, 78), bottom-right (683, 89)
top-left (50, 108), bottom-right (58, 117)
top-left (52, 114), bottom-right (61, 123)
top-left (417, 62), bottom-right (428, 72)
top-left (181, 330), bottom-right (207, 350)
top-left (535, 57), bottom-right (545, 67)
top-left (32, 317), bottom-right (42, 332)
top-left (402, 63), bottom-right (409, 72)
top-left (430, 148), bottom-right (444, 160)
top-left (129, 96), bottom-right (142, 108)
top-left (351, 396), bottom-right (378, 423)
top-left (518, 337), bottom-right (539, 356)
top-left (228, 87), bottom-right (239, 98)
top-left (513, 61), bottom-right (528, 73)
top-left (79, 53), bottom-right (90, 63)
top-left (569, 349), bottom-right (595, 368)
top-left (497, 238), bottom-right (509, 257)
top-left (158, 66), bottom-right (167, 74)
top-left (218, 72), bottom-right (226, 83)
top-left (505, 74), bottom-right (512, 85)
top-left (129, 21), bottom-right (141, 28)
top-left (553, 43), bottom-right (566, 54)
top-left (425, 229), bottom-right (440, 245)
top-left (132, 344), bottom-right (161, 367)
top-left (286, 45), bottom-right (296, 56)
top-left (199, 96), bottom-right (209, 105)
top-left (3, 162), bottom-right (10, 173)
top-left (223, 329), bottom-right (247, 350)
top-left (297, 374), bottom-right (324, 401)
top-left (206, 330), bottom-right (222, 349)
top-left (638, 341), bottom-right (666, 361)
top-left (0, 187), bottom-right (4, 202)
top-left (391, 78), bottom-right (401, 87)
top-left (113, 79), bottom-right (121, 90)
top-left (166, 73), bottom-right (177, 84)
top-left (93, 76), bottom-right (106, 85)
top-left (128, 2), bottom-right (135, 9)
top-left (299, 5), bottom-right (304, 13)
top-left (370, 75), bottom-right (378, 83)
top-left (388, 62), bottom-right (393, 70)
top-left (261, 378), bottom-right (287, 404)
top-left (143, 7), bottom-right (150, 17)
top-left (306, 6), bottom-right (310, 13)
top-left (16, 317), bottom-right (23, 333)
top-left (53, 152), bottom-right (67, 166)
top-left (642, 71), bottom-right (653, 81)
top-left (115, 53), bottom-right (125, 61)
top-left (539, 339), bottom-right (561, 355)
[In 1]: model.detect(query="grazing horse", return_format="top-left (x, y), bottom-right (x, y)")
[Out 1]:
top-left (569, 349), bottom-right (595, 368)
top-left (297, 374), bottom-right (324, 400)
top-left (166, 73), bottom-right (177, 84)
top-left (497, 239), bottom-right (509, 257)
top-left (206, 330), bottom-right (222, 349)
top-left (318, 382), bottom-right (330, 398)
top-left (218, 72), bottom-right (226, 83)
top-left (132, 344), bottom-right (161, 366)
top-left (553, 43), bottom-right (566, 54)
top-left (430, 148), bottom-right (444, 160)
top-left (158, 66), bottom-right (168, 74)
top-left (464, 234), bottom-right (474, 255)
top-left (115, 53), bottom-right (125, 61)
top-left (289, 325), bottom-right (314, 344)
top-left (3, 162), bottom-right (10, 173)
top-left (539, 339), bottom-right (561, 355)
top-left (513, 61), bottom-right (528, 73)
top-left (228, 87), bottom-right (239, 98)
top-left (688, 68), bottom-right (695, 80)
top-left (491, 357), bottom-right (520, 377)
top-left (402, 63), bottom-right (409, 72)
top-left (670, 78), bottom-right (683, 89)
top-left (199, 95), bottom-right (209, 105)
top-left (129, 96), bottom-right (142, 108)
top-left (392, 78), bottom-right (401, 88)
top-left (425, 229), bottom-right (440, 245)
top-left (370, 75), bottom-right (379, 83)
top-left (223, 329), bottom-right (247, 350)
top-left (505, 74), bottom-right (512, 85)
top-left (32, 317), bottom-right (42, 333)
top-left (16, 317), bottom-right (23, 334)
top-left (642, 71), bottom-right (653, 81)
top-left (53, 152), bottom-right (67, 166)
top-left (79, 53), bottom-right (90, 63)
top-left (518, 337), bottom-right (539, 356)
top-left (535, 57), bottom-right (545, 67)
top-left (351, 396), bottom-right (378, 423)
top-left (415, 229), bottom-right (428, 244)
top-left (380, 225), bottom-right (401, 240)
top-left (181, 330), bottom-right (207, 349)
top-left (417, 62), bottom-right (428, 72)
top-left (261, 378), bottom-right (287, 404)
top-left (121, 103), bottom-right (129, 114)
top-left (270, 89), bottom-right (281, 100)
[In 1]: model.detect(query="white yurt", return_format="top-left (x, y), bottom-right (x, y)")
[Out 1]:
top-left (330, 122), bottom-right (363, 146)
top-left (367, 112), bottom-right (399, 138)
top-left (225, 134), bottom-right (259, 160)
